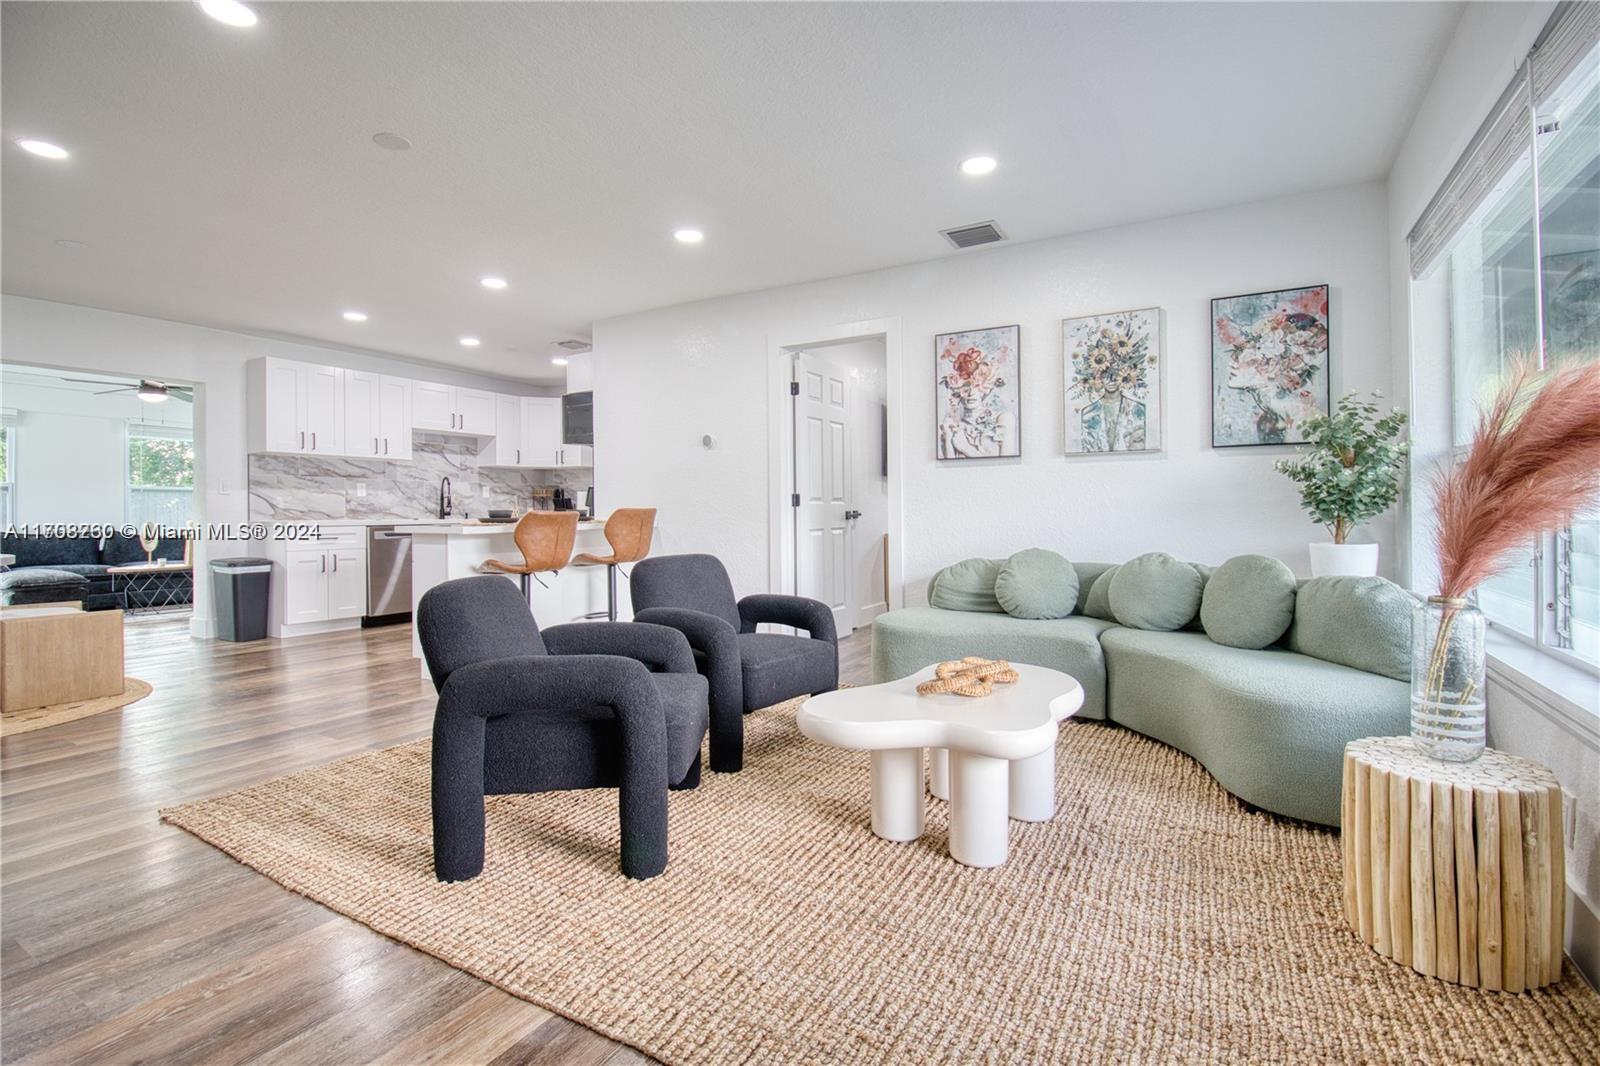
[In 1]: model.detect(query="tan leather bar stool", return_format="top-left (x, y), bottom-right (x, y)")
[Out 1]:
top-left (480, 511), bottom-right (580, 607)
top-left (573, 508), bottom-right (656, 621)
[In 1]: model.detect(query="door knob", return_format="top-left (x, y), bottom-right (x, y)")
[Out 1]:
top-left (844, 509), bottom-right (861, 521)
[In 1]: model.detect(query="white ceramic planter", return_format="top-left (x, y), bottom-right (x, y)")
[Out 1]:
top-left (1309, 542), bottom-right (1379, 577)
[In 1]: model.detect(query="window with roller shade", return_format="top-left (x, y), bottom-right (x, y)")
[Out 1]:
top-left (1409, 4), bottom-right (1598, 671)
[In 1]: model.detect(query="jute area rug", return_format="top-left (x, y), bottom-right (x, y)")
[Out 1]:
top-left (162, 700), bottom-right (1600, 1064)
top-left (1, 677), bottom-right (152, 737)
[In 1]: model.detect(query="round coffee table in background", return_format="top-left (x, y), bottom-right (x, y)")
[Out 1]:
top-left (797, 663), bottom-right (1083, 868)
top-left (1342, 736), bottom-right (1565, 992)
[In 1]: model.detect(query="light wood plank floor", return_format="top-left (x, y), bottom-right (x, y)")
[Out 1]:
top-left (1, 614), bottom-right (874, 1064)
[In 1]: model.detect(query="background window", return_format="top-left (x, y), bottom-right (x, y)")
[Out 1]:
top-left (0, 423), bottom-right (13, 528)
top-left (1420, 42), bottom-right (1598, 669)
top-left (127, 425), bottom-right (195, 528)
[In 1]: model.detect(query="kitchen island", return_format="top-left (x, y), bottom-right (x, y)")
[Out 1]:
top-left (395, 517), bottom-right (647, 678)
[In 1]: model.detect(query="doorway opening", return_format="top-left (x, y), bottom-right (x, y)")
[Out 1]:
top-left (767, 319), bottom-right (902, 638)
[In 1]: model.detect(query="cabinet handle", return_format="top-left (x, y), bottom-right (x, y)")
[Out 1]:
top-left (312, 431), bottom-right (317, 450)
top-left (332, 554), bottom-right (338, 572)
top-left (373, 436), bottom-right (378, 454)
top-left (384, 438), bottom-right (389, 455)
top-left (516, 448), bottom-right (521, 463)
top-left (321, 554), bottom-right (327, 573)
top-left (300, 430), bottom-right (306, 450)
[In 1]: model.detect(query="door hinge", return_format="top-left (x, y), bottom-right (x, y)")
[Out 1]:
top-left (789, 381), bottom-right (799, 396)
top-left (791, 493), bottom-right (800, 507)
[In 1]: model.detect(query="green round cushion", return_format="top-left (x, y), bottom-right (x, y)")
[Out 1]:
top-left (1080, 565), bottom-right (1120, 621)
top-left (1200, 554), bottom-right (1297, 648)
top-left (994, 548), bottom-right (1079, 619)
top-left (1108, 552), bottom-right (1203, 631)
top-left (928, 557), bottom-right (1005, 613)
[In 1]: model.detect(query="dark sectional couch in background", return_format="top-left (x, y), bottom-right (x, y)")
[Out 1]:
top-left (0, 532), bottom-right (192, 609)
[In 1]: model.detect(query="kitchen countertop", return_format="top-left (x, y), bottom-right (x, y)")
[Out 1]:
top-left (393, 519), bottom-right (606, 535)
top-left (277, 516), bottom-right (600, 528)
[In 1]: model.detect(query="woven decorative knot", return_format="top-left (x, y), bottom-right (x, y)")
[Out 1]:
top-left (915, 657), bottom-right (1020, 698)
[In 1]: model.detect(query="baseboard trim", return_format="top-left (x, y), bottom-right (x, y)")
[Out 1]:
top-left (1570, 887), bottom-right (1600, 992)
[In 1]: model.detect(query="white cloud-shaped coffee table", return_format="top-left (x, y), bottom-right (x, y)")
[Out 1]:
top-left (796, 663), bottom-right (1084, 867)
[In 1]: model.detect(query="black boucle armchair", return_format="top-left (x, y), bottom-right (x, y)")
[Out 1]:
top-left (630, 554), bottom-right (838, 774)
top-left (418, 575), bottom-right (708, 881)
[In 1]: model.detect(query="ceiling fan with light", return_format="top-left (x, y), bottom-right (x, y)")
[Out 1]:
top-left (62, 377), bottom-right (194, 404)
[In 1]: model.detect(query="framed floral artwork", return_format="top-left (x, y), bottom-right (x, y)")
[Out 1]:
top-left (1063, 307), bottom-right (1162, 455)
top-left (1211, 284), bottom-right (1330, 447)
top-left (935, 325), bottom-right (1020, 459)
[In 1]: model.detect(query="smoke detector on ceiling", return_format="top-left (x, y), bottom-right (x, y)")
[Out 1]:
top-left (555, 339), bottom-right (592, 352)
top-left (940, 220), bottom-right (1007, 250)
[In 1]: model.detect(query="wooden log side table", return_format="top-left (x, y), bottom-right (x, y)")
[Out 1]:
top-left (1342, 736), bottom-right (1565, 992)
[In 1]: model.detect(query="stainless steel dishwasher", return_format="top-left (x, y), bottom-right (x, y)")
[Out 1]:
top-left (365, 525), bottom-right (413, 621)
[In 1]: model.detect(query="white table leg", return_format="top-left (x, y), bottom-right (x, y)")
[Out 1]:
top-left (1008, 741), bottom-right (1057, 822)
top-left (870, 748), bottom-right (925, 842)
top-left (947, 750), bottom-right (1010, 868)
top-left (928, 748), bottom-right (949, 800)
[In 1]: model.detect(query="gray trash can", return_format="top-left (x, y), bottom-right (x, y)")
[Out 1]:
top-left (211, 558), bottom-right (273, 642)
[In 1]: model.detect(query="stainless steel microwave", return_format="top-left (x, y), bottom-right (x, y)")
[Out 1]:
top-left (562, 390), bottom-right (593, 445)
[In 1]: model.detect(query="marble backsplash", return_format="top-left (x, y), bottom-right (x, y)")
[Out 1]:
top-left (249, 433), bottom-right (593, 522)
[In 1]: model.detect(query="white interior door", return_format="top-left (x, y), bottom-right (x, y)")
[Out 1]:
top-left (794, 351), bottom-right (852, 634)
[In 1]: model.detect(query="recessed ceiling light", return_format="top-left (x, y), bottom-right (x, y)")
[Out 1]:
top-left (55, 239), bottom-right (87, 249)
top-left (551, 357), bottom-right (569, 367)
top-left (459, 336), bottom-right (481, 347)
top-left (197, 0), bottom-right (258, 28)
top-left (480, 276), bottom-right (508, 290)
top-left (17, 139), bottom-right (69, 160)
top-left (960, 155), bottom-right (998, 176)
top-left (341, 310), bottom-right (368, 322)
top-left (372, 132), bottom-right (411, 151)
top-left (673, 228), bottom-right (704, 244)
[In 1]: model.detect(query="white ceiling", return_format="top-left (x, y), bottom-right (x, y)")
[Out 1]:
top-left (1, 1), bottom-right (1462, 384)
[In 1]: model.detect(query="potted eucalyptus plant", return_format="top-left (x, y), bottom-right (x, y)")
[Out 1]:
top-left (1275, 392), bottom-right (1408, 577)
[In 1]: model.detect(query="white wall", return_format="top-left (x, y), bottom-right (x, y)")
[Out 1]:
top-left (12, 412), bottom-right (125, 525)
top-left (1, 294), bottom-right (554, 633)
top-left (1384, 0), bottom-right (1599, 987)
top-left (593, 181), bottom-right (1393, 604)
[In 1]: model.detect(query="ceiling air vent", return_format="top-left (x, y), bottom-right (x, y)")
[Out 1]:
top-left (555, 339), bottom-right (592, 352)
top-left (940, 220), bottom-right (1006, 250)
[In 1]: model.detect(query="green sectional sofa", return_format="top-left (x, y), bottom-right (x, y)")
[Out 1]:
top-left (872, 553), bottom-right (1413, 827)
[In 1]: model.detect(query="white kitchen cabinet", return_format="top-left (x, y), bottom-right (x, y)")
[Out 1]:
top-left (303, 363), bottom-right (344, 454)
top-left (345, 370), bottom-right (380, 458)
top-left (249, 357), bottom-right (346, 456)
top-left (486, 394), bottom-right (522, 466)
top-left (557, 444), bottom-right (593, 467)
top-left (258, 359), bottom-right (305, 453)
top-left (411, 380), bottom-right (455, 432)
top-left (456, 388), bottom-right (496, 435)
top-left (410, 381), bottom-right (495, 435)
top-left (520, 396), bottom-right (562, 466)
top-left (377, 375), bottom-right (413, 460)
top-left (326, 548), bottom-right (366, 619)
top-left (277, 534), bottom-right (366, 634)
top-left (346, 372), bottom-right (413, 459)
top-left (284, 549), bottom-right (333, 626)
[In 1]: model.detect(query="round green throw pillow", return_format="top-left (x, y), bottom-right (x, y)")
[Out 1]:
top-left (1200, 553), bottom-right (1297, 649)
top-left (994, 549), bottom-right (1079, 619)
top-left (1108, 552), bottom-right (1203, 631)
top-left (1081, 565), bottom-right (1120, 621)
